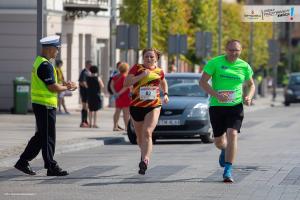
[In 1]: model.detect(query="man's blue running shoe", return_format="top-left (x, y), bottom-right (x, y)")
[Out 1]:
top-left (219, 149), bottom-right (225, 168)
top-left (223, 170), bottom-right (234, 183)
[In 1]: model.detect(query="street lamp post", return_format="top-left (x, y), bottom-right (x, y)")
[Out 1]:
top-left (248, 0), bottom-right (254, 67)
top-left (249, 23), bottom-right (254, 66)
top-left (37, 0), bottom-right (43, 55)
top-left (288, 21), bottom-right (292, 73)
top-left (218, 0), bottom-right (222, 55)
top-left (176, 34), bottom-right (179, 72)
top-left (147, 0), bottom-right (152, 48)
top-left (110, 0), bottom-right (116, 69)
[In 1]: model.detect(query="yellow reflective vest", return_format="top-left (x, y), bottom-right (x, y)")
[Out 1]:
top-left (31, 56), bottom-right (58, 108)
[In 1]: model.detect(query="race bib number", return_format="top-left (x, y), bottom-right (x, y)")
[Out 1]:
top-left (218, 90), bottom-right (235, 103)
top-left (140, 87), bottom-right (157, 100)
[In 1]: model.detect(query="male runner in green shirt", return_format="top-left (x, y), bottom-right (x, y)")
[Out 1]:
top-left (200, 40), bottom-right (255, 183)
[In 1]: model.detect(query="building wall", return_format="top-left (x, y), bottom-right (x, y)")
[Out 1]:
top-left (0, 0), bottom-right (111, 111)
top-left (0, 0), bottom-right (36, 8)
top-left (0, 11), bottom-right (36, 110)
top-left (47, 14), bottom-right (110, 109)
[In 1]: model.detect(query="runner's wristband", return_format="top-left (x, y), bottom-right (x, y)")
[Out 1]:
top-left (164, 92), bottom-right (168, 96)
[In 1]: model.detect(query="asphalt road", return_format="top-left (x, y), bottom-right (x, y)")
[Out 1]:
top-left (1, 103), bottom-right (300, 200)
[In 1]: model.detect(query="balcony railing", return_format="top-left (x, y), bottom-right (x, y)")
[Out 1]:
top-left (63, 0), bottom-right (109, 13)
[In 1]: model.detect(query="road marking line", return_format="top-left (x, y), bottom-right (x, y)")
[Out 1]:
top-left (4, 193), bottom-right (36, 196)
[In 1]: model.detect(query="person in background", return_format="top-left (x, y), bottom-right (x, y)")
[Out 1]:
top-left (79, 60), bottom-right (92, 127)
top-left (107, 61), bottom-right (122, 95)
top-left (110, 62), bottom-right (131, 131)
top-left (85, 66), bottom-right (104, 128)
top-left (124, 48), bottom-right (169, 175)
top-left (168, 64), bottom-right (177, 73)
top-left (55, 60), bottom-right (69, 114)
top-left (109, 61), bottom-right (125, 130)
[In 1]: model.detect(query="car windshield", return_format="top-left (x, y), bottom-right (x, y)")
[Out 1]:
top-left (290, 75), bottom-right (300, 85)
top-left (165, 77), bottom-right (207, 97)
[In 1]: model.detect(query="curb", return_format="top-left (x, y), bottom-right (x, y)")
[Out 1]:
top-left (0, 136), bottom-right (126, 168)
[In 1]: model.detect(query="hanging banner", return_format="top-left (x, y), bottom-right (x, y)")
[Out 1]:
top-left (242, 5), bottom-right (299, 22)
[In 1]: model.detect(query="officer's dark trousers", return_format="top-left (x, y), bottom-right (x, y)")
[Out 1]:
top-left (20, 103), bottom-right (57, 169)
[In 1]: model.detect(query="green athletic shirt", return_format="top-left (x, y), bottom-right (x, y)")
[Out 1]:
top-left (203, 55), bottom-right (253, 106)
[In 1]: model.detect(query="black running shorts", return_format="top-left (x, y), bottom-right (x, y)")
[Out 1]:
top-left (130, 106), bottom-right (161, 122)
top-left (209, 103), bottom-right (244, 138)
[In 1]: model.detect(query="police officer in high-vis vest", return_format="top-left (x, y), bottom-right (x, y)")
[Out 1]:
top-left (14, 35), bottom-right (77, 176)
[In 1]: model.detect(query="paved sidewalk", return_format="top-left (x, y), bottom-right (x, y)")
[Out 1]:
top-left (0, 91), bottom-right (284, 168)
top-left (0, 108), bottom-right (128, 167)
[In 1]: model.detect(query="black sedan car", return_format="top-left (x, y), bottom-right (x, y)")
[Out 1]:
top-left (284, 72), bottom-right (300, 106)
top-left (127, 73), bottom-right (213, 144)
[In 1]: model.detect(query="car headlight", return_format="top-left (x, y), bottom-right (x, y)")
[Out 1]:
top-left (287, 89), bottom-right (293, 95)
top-left (187, 103), bottom-right (208, 118)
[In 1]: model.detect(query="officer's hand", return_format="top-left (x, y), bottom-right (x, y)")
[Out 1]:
top-left (70, 82), bottom-right (78, 91)
top-left (66, 81), bottom-right (77, 91)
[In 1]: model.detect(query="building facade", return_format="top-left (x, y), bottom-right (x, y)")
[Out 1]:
top-left (0, 0), bottom-right (111, 111)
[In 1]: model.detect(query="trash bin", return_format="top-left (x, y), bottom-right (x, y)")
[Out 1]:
top-left (13, 77), bottom-right (30, 114)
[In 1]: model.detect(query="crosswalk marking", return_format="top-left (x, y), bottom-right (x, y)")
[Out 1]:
top-left (271, 121), bottom-right (295, 128)
top-left (40, 165), bottom-right (119, 184)
top-left (4, 193), bottom-right (36, 196)
top-left (202, 166), bottom-right (258, 183)
top-left (140, 165), bottom-right (187, 181)
top-left (83, 165), bottom-right (188, 186)
top-left (243, 120), bottom-right (262, 128)
top-left (1, 165), bottom-right (267, 185)
top-left (0, 167), bottom-right (43, 181)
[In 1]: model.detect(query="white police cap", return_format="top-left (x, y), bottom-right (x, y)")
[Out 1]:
top-left (40, 35), bottom-right (61, 47)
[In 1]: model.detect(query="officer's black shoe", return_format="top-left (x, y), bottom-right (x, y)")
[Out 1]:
top-left (14, 160), bottom-right (36, 175)
top-left (47, 165), bottom-right (69, 176)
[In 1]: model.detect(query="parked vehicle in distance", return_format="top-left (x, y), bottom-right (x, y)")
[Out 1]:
top-left (284, 72), bottom-right (300, 106)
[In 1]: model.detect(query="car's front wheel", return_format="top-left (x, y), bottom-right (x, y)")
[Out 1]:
top-left (127, 120), bottom-right (137, 144)
top-left (127, 119), bottom-right (157, 145)
top-left (200, 131), bottom-right (214, 144)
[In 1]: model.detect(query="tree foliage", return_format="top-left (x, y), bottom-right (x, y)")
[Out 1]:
top-left (119, 0), bottom-right (273, 70)
top-left (119, 0), bottom-right (190, 51)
